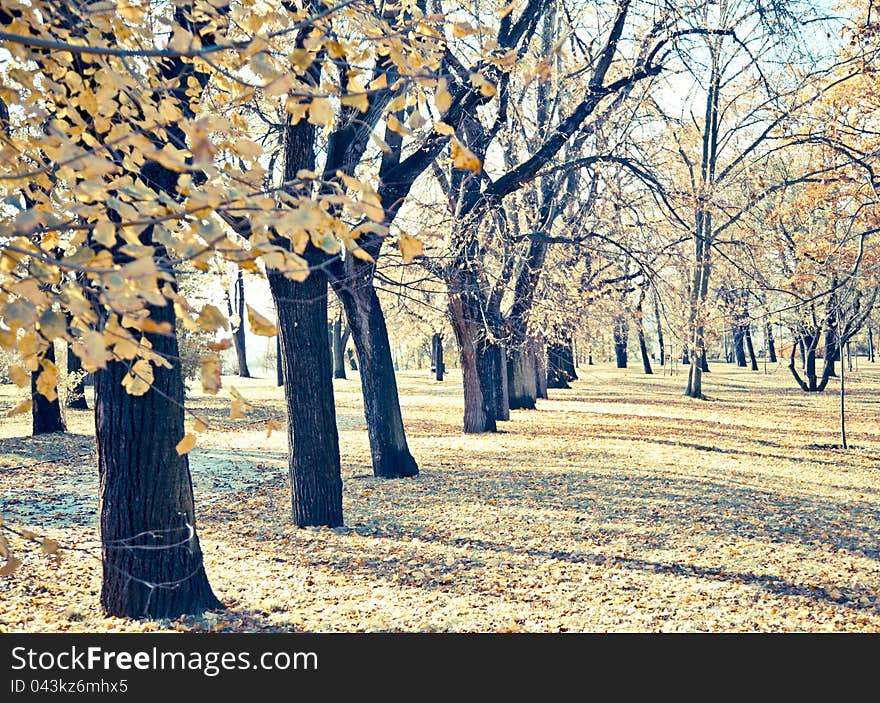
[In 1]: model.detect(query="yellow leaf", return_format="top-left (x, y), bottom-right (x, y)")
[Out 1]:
top-left (341, 92), bottom-right (369, 112)
top-left (200, 353), bottom-right (222, 395)
top-left (469, 72), bottom-right (496, 97)
top-left (229, 386), bottom-right (253, 421)
top-left (194, 417), bottom-right (208, 433)
top-left (387, 114), bottom-right (412, 136)
top-left (266, 418), bottom-right (279, 438)
top-left (0, 555), bottom-right (21, 577)
top-left (121, 359), bottom-right (153, 396)
top-left (197, 304), bottom-right (228, 332)
top-left (38, 310), bottom-right (67, 340)
top-left (8, 365), bottom-right (29, 388)
top-left (76, 329), bottom-right (108, 372)
top-left (176, 433), bottom-right (196, 456)
top-left (308, 98), bottom-right (333, 127)
top-left (434, 121), bottom-right (455, 136)
top-left (40, 538), bottom-right (59, 555)
top-left (398, 234), bottom-right (424, 263)
top-left (452, 140), bottom-right (481, 171)
top-left (435, 77), bottom-right (453, 113)
top-left (247, 305), bottom-right (277, 336)
top-left (35, 359), bottom-right (59, 402)
top-left (207, 338), bottom-right (233, 351)
top-left (6, 398), bottom-right (32, 417)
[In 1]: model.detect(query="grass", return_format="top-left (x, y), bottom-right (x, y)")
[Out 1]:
top-left (2, 358), bottom-right (880, 632)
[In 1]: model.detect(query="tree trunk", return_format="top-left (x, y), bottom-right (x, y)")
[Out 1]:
top-left (547, 343), bottom-right (572, 389)
top-left (227, 269), bottom-right (250, 378)
top-left (507, 347), bottom-right (537, 409)
top-left (347, 348), bottom-right (358, 371)
top-left (66, 341), bottom-right (89, 410)
top-left (562, 338), bottom-right (578, 380)
top-left (533, 340), bottom-right (548, 399)
top-left (331, 313), bottom-right (349, 380)
top-left (682, 347), bottom-right (690, 366)
top-left (431, 333), bottom-right (445, 381)
top-left (823, 326), bottom-right (838, 378)
top-left (638, 328), bottom-right (653, 375)
top-left (868, 327), bottom-right (875, 362)
top-left (95, 300), bottom-right (220, 617)
top-left (32, 343), bottom-right (66, 435)
top-left (449, 293), bottom-right (494, 432)
top-left (733, 325), bottom-right (747, 367)
top-left (700, 348), bottom-right (710, 372)
top-left (271, 89), bottom-right (343, 523)
top-left (477, 339), bottom-right (508, 422)
top-left (613, 318), bottom-right (628, 369)
top-left (653, 293), bottom-right (665, 366)
top-left (271, 267), bottom-right (344, 525)
top-left (766, 323), bottom-right (777, 363)
top-left (337, 284), bottom-right (418, 477)
top-left (744, 325), bottom-right (758, 371)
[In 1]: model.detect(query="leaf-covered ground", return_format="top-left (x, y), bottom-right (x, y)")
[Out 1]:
top-left (2, 361), bottom-right (880, 632)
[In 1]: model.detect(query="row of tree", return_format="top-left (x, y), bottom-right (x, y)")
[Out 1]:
top-left (1, 0), bottom-right (879, 618)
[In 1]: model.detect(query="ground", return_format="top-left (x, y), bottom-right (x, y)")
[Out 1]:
top-left (1, 359), bottom-right (880, 632)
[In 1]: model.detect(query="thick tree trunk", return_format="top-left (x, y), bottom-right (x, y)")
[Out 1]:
top-left (271, 267), bottom-right (344, 525)
top-left (700, 348), bottom-right (710, 372)
top-left (95, 300), bottom-right (220, 617)
top-left (477, 340), bottom-right (508, 422)
top-left (66, 341), bottom-right (88, 410)
top-left (744, 325), bottom-right (758, 371)
top-left (547, 343), bottom-right (572, 389)
top-left (682, 347), bottom-right (689, 366)
top-left (868, 327), bottom-right (875, 362)
top-left (507, 347), bottom-right (537, 409)
top-left (449, 290), bottom-right (495, 432)
top-left (32, 343), bottom-right (66, 435)
top-left (766, 323), bottom-right (777, 363)
top-left (228, 269), bottom-right (250, 378)
top-left (338, 284), bottom-right (418, 477)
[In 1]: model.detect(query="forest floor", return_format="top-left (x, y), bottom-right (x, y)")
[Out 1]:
top-left (2, 359), bottom-right (880, 632)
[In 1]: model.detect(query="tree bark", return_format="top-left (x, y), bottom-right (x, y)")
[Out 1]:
top-left (448, 287), bottom-right (495, 432)
top-left (868, 327), bottom-right (875, 362)
top-left (480, 340), bottom-right (509, 421)
top-left (270, 266), bottom-right (344, 525)
top-left (337, 283), bottom-right (418, 477)
top-left (431, 333), bottom-right (445, 381)
top-left (32, 343), bottom-right (66, 435)
top-left (331, 313), bottom-right (349, 380)
top-left (95, 299), bottom-right (220, 617)
top-left (275, 333), bottom-right (284, 387)
top-left (533, 340), bottom-right (548, 399)
top-left (733, 325), bottom-right (747, 367)
top-left (638, 328), bottom-right (653, 375)
top-left (744, 325), bottom-right (759, 371)
top-left (547, 343), bottom-right (572, 389)
top-left (507, 347), bottom-right (538, 409)
top-left (653, 292), bottom-right (665, 366)
top-left (613, 317), bottom-right (628, 369)
top-left (766, 323), bottom-right (777, 363)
